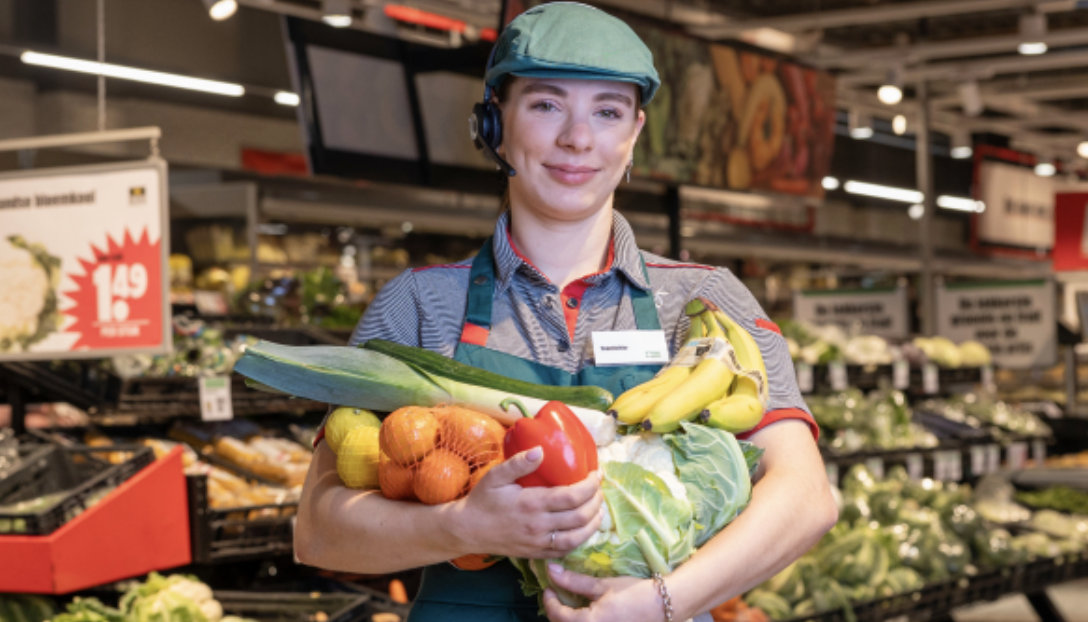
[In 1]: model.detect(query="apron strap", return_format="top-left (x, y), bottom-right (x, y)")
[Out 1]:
top-left (457, 237), bottom-right (662, 345)
top-left (459, 237), bottom-right (496, 346)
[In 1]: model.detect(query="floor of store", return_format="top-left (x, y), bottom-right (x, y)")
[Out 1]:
top-left (953, 579), bottom-right (1088, 622)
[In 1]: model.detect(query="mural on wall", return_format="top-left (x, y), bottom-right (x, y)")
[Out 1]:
top-left (629, 22), bottom-right (838, 198)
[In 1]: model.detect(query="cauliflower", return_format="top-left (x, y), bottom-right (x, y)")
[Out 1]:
top-left (0, 236), bottom-right (55, 352)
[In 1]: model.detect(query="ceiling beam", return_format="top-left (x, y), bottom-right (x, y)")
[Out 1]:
top-left (814, 27), bottom-right (1088, 69)
top-left (838, 50), bottom-right (1088, 87)
top-left (691, 0), bottom-right (1048, 39)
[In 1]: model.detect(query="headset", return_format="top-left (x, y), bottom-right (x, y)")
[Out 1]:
top-left (469, 43), bottom-right (517, 177)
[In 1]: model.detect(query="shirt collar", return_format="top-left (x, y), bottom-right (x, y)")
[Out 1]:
top-left (490, 211), bottom-right (651, 296)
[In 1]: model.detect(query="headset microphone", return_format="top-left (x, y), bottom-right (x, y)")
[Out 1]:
top-left (469, 45), bottom-right (516, 177)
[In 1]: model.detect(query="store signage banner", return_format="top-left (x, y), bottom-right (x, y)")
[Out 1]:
top-left (793, 287), bottom-right (909, 339)
top-left (977, 160), bottom-right (1055, 250)
top-left (0, 161), bottom-right (170, 361)
top-left (1053, 192), bottom-right (1088, 271)
top-left (936, 280), bottom-right (1055, 369)
top-left (629, 23), bottom-right (836, 198)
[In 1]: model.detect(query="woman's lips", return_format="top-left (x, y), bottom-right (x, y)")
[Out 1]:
top-left (544, 164), bottom-right (600, 185)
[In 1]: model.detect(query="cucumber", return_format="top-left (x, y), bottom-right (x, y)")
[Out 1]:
top-left (361, 339), bottom-right (614, 411)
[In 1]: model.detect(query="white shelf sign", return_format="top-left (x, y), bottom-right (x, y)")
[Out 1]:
top-left (797, 363), bottom-right (814, 393)
top-left (826, 463), bottom-right (839, 488)
top-left (935, 450), bottom-right (963, 482)
top-left (923, 363), bottom-right (940, 395)
top-left (793, 287), bottom-right (910, 339)
top-left (199, 376), bottom-right (233, 422)
top-left (893, 360), bottom-right (910, 390)
top-left (906, 453), bottom-right (924, 481)
top-left (1007, 442), bottom-right (1029, 470)
top-left (865, 458), bottom-right (885, 480)
top-left (829, 361), bottom-right (848, 391)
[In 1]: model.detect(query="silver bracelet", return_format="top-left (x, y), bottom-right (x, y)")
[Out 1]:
top-left (651, 573), bottom-right (674, 622)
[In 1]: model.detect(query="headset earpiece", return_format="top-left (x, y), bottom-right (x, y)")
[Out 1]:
top-left (468, 46), bottom-right (516, 177)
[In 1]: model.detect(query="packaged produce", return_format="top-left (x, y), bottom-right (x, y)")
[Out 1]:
top-left (808, 388), bottom-right (937, 453)
top-left (1015, 486), bottom-right (1088, 515)
top-left (917, 394), bottom-right (1051, 438)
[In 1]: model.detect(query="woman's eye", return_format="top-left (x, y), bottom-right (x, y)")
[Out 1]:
top-left (597, 108), bottom-right (622, 119)
top-left (531, 101), bottom-right (557, 112)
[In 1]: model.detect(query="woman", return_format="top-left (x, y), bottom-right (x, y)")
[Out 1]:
top-left (295, 4), bottom-right (837, 622)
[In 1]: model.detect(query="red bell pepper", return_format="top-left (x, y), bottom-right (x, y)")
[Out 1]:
top-left (501, 398), bottom-right (597, 488)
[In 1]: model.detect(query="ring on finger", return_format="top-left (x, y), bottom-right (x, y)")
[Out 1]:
top-left (550, 530), bottom-right (557, 549)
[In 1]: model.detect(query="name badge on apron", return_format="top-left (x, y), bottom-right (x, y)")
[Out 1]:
top-left (591, 330), bottom-right (669, 366)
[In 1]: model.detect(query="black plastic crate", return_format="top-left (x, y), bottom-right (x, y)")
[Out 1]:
top-left (186, 472), bottom-right (299, 564)
top-left (0, 444), bottom-right (154, 535)
top-left (215, 590), bottom-right (381, 622)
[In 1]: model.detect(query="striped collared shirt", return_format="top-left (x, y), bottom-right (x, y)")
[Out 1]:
top-left (347, 211), bottom-right (813, 439)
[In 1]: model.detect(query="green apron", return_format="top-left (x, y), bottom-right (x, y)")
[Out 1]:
top-left (407, 237), bottom-right (664, 622)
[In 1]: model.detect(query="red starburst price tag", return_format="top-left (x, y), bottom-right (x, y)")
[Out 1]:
top-left (65, 229), bottom-right (163, 350)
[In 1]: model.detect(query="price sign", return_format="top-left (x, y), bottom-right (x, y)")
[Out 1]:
top-left (1033, 439), bottom-right (1047, 466)
top-left (982, 365), bottom-right (995, 393)
top-left (935, 450), bottom-right (963, 482)
top-left (1007, 442), bottom-right (1029, 470)
top-left (865, 458), bottom-right (885, 480)
top-left (199, 376), bottom-right (233, 421)
top-left (797, 363), bottom-right (814, 393)
top-left (893, 360), bottom-right (910, 390)
top-left (0, 160), bottom-right (169, 361)
top-left (826, 463), bottom-right (839, 488)
top-left (970, 446), bottom-right (987, 477)
top-left (906, 453), bottom-right (924, 481)
top-left (829, 361), bottom-right (848, 391)
top-left (923, 363), bottom-right (940, 395)
top-left (986, 445), bottom-right (1002, 473)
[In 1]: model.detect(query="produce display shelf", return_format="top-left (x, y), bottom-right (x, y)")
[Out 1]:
top-left (800, 364), bottom-right (984, 397)
top-left (822, 435), bottom-right (1048, 483)
top-left (782, 553), bottom-right (1088, 622)
top-left (0, 446), bottom-right (190, 594)
top-left (186, 473), bottom-right (298, 565)
top-left (217, 586), bottom-right (411, 622)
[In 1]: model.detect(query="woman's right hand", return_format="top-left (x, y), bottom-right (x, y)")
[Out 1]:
top-left (451, 447), bottom-right (604, 559)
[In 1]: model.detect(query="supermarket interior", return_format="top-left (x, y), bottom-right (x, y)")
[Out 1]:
top-left (4, 0), bottom-right (1088, 621)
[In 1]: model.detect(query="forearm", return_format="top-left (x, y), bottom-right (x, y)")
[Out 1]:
top-left (667, 423), bottom-right (838, 619)
top-left (294, 442), bottom-right (466, 573)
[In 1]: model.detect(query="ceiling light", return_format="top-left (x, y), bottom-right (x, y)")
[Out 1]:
top-left (1035, 158), bottom-right (1056, 177)
top-left (937, 196), bottom-right (985, 212)
top-left (1078, 141), bottom-right (1088, 159)
top-left (202, 0), bottom-right (237, 21)
top-left (892, 114), bottom-right (908, 136)
top-left (21, 51), bottom-right (244, 96)
top-left (844, 180), bottom-right (923, 203)
top-left (951, 130), bottom-right (973, 159)
top-left (822, 176), bottom-right (840, 191)
top-left (274, 91), bottom-right (300, 106)
top-left (878, 66), bottom-right (904, 105)
top-left (848, 109), bottom-right (873, 140)
top-left (323, 0), bottom-right (353, 28)
top-left (1019, 13), bottom-right (1048, 55)
top-left (908, 204), bottom-right (925, 220)
top-left (959, 81), bottom-right (983, 117)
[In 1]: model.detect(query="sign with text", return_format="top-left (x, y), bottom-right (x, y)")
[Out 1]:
top-left (793, 287), bottom-right (909, 339)
top-left (0, 161), bottom-right (170, 361)
top-left (977, 160), bottom-right (1054, 250)
top-left (936, 280), bottom-right (1055, 369)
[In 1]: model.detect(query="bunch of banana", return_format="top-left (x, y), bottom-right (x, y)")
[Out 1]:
top-left (607, 298), bottom-right (768, 434)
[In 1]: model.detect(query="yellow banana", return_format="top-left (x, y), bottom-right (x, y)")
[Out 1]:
top-left (608, 313), bottom-right (706, 424)
top-left (642, 312), bottom-right (735, 433)
top-left (699, 307), bottom-right (767, 433)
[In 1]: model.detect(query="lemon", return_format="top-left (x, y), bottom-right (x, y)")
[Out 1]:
top-left (325, 406), bottom-right (381, 454)
top-left (337, 426), bottom-right (381, 489)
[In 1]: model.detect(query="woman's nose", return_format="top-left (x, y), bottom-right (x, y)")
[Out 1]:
top-left (557, 119), bottom-right (593, 152)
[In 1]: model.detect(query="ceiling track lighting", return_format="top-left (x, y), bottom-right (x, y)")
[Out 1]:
top-left (1035, 157), bottom-right (1056, 177)
top-left (1078, 141), bottom-right (1088, 160)
top-left (959, 81), bottom-right (983, 117)
top-left (848, 109), bottom-right (873, 140)
top-left (878, 65), bottom-right (904, 105)
top-left (323, 0), bottom-right (353, 28)
top-left (202, 0), bottom-right (238, 21)
top-left (21, 51), bottom-right (245, 96)
top-left (951, 130), bottom-right (973, 160)
top-left (892, 114), bottom-right (908, 136)
top-left (1018, 12), bottom-right (1048, 55)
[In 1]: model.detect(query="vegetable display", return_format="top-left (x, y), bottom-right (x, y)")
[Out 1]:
top-left (808, 389), bottom-right (937, 453)
top-left (1015, 486), bottom-right (1088, 515)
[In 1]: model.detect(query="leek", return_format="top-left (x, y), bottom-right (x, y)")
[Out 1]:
top-left (233, 341), bottom-right (617, 445)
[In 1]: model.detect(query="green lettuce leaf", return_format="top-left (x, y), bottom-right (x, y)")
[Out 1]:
top-left (666, 423), bottom-right (753, 547)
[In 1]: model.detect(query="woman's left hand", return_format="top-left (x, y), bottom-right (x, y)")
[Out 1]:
top-left (542, 564), bottom-right (666, 622)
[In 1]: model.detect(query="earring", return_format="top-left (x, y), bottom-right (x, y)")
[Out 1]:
top-left (626, 159), bottom-right (633, 183)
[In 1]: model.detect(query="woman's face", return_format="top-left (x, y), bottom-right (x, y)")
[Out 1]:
top-left (497, 77), bottom-right (645, 222)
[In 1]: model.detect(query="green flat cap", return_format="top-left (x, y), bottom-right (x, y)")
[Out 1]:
top-left (485, 2), bottom-right (660, 106)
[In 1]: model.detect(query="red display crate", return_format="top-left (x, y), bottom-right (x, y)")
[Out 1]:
top-left (0, 446), bottom-right (191, 594)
